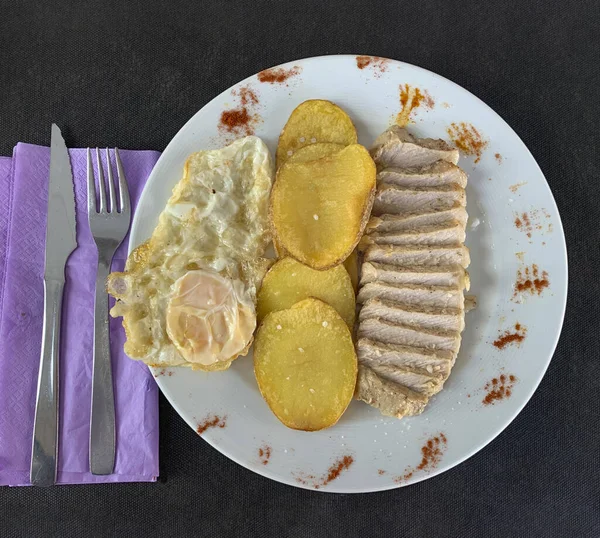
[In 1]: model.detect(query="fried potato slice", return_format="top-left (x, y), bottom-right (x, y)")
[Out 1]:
top-left (270, 144), bottom-right (376, 269)
top-left (276, 100), bottom-right (357, 166)
top-left (287, 142), bottom-right (345, 164)
top-left (257, 257), bottom-right (355, 328)
top-left (343, 248), bottom-right (359, 292)
top-left (254, 298), bottom-right (357, 431)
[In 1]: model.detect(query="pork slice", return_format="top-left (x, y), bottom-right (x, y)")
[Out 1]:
top-left (370, 126), bottom-right (460, 168)
top-left (363, 244), bottom-right (471, 268)
top-left (360, 262), bottom-right (469, 289)
top-left (373, 184), bottom-right (466, 216)
top-left (359, 298), bottom-right (465, 332)
top-left (366, 206), bottom-right (468, 233)
top-left (363, 222), bottom-right (466, 247)
top-left (367, 363), bottom-right (445, 396)
top-left (378, 161), bottom-right (467, 188)
top-left (356, 365), bottom-right (429, 418)
top-left (357, 318), bottom-right (461, 352)
top-left (357, 281), bottom-right (465, 310)
top-left (357, 338), bottom-right (454, 377)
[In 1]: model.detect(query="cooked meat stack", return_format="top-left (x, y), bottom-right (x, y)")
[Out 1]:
top-left (356, 126), bottom-right (470, 418)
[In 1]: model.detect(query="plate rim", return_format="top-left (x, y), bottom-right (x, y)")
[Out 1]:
top-left (129, 54), bottom-right (569, 493)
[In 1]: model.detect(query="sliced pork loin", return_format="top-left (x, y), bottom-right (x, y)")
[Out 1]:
top-left (378, 160), bottom-right (467, 188)
top-left (357, 338), bottom-right (454, 377)
top-left (367, 363), bottom-right (444, 396)
top-left (371, 126), bottom-right (459, 169)
top-left (358, 317), bottom-right (461, 353)
top-left (373, 184), bottom-right (466, 215)
top-left (359, 298), bottom-right (465, 332)
top-left (364, 244), bottom-right (471, 268)
top-left (366, 206), bottom-right (468, 233)
top-left (362, 222), bottom-right (466, 247)
top-left (360, 262), bottom-right (470, 290)
top-left (357, 282), bottom-right (465, 310)
top-left (356, 365), bottom-right (429, 418)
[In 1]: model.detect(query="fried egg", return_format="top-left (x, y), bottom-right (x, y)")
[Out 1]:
top-left (108, 136), bottom-right (274, 370)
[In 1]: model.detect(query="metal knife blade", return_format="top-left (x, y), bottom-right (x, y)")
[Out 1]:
top-left (44, 124), bottom-right (77, 279)
top-left (30, 124), bottom-right (77, 486)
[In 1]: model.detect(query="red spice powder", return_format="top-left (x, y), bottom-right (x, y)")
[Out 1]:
top-left (295, 455), bottom-right (354, 489)
top-left (378, 469), bottom-right (386, 475)
top-left (495, 152), bottom-right (503, 164)
top-left (237, 85), bottom-right (259, 106)
top-left (447, 122), bottom-right (488, 163)
top-left (218, 85), bottom-right (260, 137)
top-left (513, 264), bottom-right (550, 299)
top-left (258, 445), bottom-right (272, 465)
top-left (493, 322), bottom-right (527, 350)
top-left (396, 84), bottom-right (434, 126)
top-left (196, 415), bottom-right (227, 435)
top-left (257, 66), bottom-right (301, 84)
top-left (356, 56), bottom-right (389, 77)
top-left (514, 209), bottom-right (552, 237)
top-left (482, 375), bottom-right (517, 405)
top-left (395, 434), bottom-right (448, 483)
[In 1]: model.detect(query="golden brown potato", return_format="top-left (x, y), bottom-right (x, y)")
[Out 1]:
top-left (270, 144), bottom-right (376, 270)
top-left (286, 142), bottom-right (345, 164)
top-left (257, 257), bottom-right (355, 328)
top-left (276, 100), bottom-right (357, 166)
top-left (254, 298), bottom-right (357, 431)
top-left (343, 248), bottom-right (359, 292)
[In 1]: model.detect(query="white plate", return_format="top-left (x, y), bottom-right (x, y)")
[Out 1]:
top-left (130, 55), bottom-right (567, 492)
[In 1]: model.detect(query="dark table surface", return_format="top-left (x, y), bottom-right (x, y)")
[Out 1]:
top-left (1, 1), bottom-right (599, 536)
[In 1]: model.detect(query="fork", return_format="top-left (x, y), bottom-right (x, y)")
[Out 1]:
top-left (86, 148), bottom-right (131, 475)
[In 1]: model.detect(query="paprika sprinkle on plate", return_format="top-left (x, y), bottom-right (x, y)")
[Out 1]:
top-left (258, 445), bottom-right (272, 465)
top-left (196, 415), bottom-right (227, 435)
top-left (396, 84), bottom-right (434, 126)
top-left (394, 434), bottom-right (448, 483)
top-left (493, 322), bottom-right (527, 350)
top-left (258, 66), bottom-right (301, 85)
top-left (447, 122), bottom-right (488, 163)
top-left (482, 375), bottom-right (517, 406)
top-left (294, 455), bottom-right (354, 489)
top-left (355, 56), bottom-right (389, 77)
top-left (219, 85), bottom-right (261, 137)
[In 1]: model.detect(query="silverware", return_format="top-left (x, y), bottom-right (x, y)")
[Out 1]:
top-left (87, 148), bottom-right (131, 475)
top-left (30, 124), bottom-right (77, 486)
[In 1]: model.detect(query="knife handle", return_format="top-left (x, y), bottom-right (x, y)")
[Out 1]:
top-left (89, 260), bottom-right (115, 475)
top-left (30, 278), bottom-right (64, 486)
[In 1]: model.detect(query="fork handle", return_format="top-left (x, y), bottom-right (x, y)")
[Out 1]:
top-left (89, 259), bottom-right (116, 475)
top-left (30, 278), bottom-right (64, 486)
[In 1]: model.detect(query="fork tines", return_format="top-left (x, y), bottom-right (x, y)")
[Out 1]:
top-left (86, 148), bottom-right (130, 216)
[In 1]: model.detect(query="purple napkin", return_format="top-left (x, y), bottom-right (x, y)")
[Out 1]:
top-left (0, 143), bottom-right (160, 485)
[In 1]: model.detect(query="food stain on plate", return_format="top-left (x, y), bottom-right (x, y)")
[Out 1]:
top-left (495, 152), bottom-right (503, 164)
top-left (446, 122), bottom-right (488, 163)
top-left (153, 368), bottom-right (173, 378)
top-left (492, 322), bottom-right (527, 350)
top-left (258, 445), bottom-right (272, 465)
top-left (482, 375), bottom-right (517, 406)
top-left (509, 182), bottom-right (527, 193)
top-left (196, 415), bottom-right (227, 435)
top-left (394, 433), bottom-right (447, 483)
top-left (294, 455), bottom-right (354, 489)
top-left (355, 56), bottom-right (389, 78)
top-left (257, 66), bottom-right (302, 85)
top-left (395, 84), bottom-right (435, 126)
top-left (377, 469), bottom-right (386, 476)
top-left (218, 85), bottom-right (262, 140)
top-left (512, 264), bottom-right (550, 301)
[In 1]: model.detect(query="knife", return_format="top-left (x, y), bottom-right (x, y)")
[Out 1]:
top-left (30, 124), bottom-right (77, 486)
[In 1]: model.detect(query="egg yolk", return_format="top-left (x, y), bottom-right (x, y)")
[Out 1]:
top-left (166, 270), bottom-right (255, 366)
